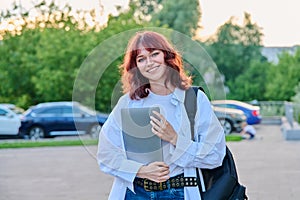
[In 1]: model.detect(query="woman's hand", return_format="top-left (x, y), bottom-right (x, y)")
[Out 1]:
top-left (150, 111), bottom-right (178, 146)
top-left (137, 162), bottom-right (170, 182)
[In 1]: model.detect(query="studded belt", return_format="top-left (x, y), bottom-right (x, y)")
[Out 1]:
top-left (134, 173), bottom-right (198, 191)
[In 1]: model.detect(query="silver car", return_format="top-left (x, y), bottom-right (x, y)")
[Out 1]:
top-left (213, 106), bottom-right (246, 135)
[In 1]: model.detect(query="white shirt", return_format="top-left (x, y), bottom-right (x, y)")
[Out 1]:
top-left (144, 90), bottom-right (183, 177)
top-left (97, 88), bottom-right (226, 200)
top-left (244, 125), bottom-right (256, 135)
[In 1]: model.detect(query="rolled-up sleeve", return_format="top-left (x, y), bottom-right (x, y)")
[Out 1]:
top-left (170, 90), bottom-right (226, 169)
top-left (97, 96), bottom-right (143, 189)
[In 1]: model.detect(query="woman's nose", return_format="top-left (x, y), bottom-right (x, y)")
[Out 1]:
top-left (146, 56), bottom-right (154, 65)
top-left (147, 56), bottom-right (152, 63)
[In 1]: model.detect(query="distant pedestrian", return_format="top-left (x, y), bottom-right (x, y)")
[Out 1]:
top-left (240, 122), bottom-right (256, 139)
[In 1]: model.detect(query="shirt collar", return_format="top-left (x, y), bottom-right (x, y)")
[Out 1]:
top-left (170, 88), bottom-right (185, 105)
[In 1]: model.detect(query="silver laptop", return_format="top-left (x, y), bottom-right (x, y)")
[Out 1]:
top-left (121, 107), bottom-right (163, 164)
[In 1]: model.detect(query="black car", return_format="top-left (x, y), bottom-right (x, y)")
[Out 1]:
top-left (19, 102), bottom-right (108, 139)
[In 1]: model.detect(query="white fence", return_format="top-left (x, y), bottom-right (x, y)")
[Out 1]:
top-left (251, 101), bottom-right (300, 124)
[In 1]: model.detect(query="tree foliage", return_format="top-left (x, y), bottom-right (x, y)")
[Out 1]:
top-left (292, 82), bottom-right (300, 103)
top-left (203, 12), bottom-right (267, 100)
top-left (227, 47), bottom-right (300, 101)
top-left (227, 61), bottom-right (271, 100)
top-left (205, 13), bottom-right (264, 82)
top-left (1, 0), bottom-right (299, 113)
top-left (0, 0), bottom-right (102, 40)
top-left (265, 49), bottom-right (300, 100)
top-left (0, 0), bottom-right (142, 111)
top-left (130, 0), bottom-right (164, 21)
top-left (150, 0), bottom-right (201, 36)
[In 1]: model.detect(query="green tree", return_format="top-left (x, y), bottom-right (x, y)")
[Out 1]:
top-left (150, 0), bottom-right (201, 36)
top-left (0, 1), bottom-right (99, 107)
top-left (31, 27), bottom-right (90, 102)
top-left (205, 13), bottom-right (264, 83)
top-left (0, 0), bottom-right (143, 111)
top-left (265, 49), bottom-right (300, 100)
top-left (130, 0), bottom-right (164, 21)
top-left (227, 60), bottom-right (271, 101)
top-left (0, 29), bottom-right (40, 107)
top-left (292, 82), bottom-right (300, 103)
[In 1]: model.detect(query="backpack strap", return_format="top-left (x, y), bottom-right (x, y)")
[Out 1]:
top-left (184, 86), bottom-right (207, 193)
top-left (184, 86), bottom-right (204, 140)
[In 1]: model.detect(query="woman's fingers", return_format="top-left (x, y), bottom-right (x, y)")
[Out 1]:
top-left (141, 162), bottom-right (170, 182)
top-left (150, 111), bottom-right (177, 145)
top-left (151, 111), bottom-right (166, 125)
top-left (150, 114), bottom-right (167, 132)
top-left (152, 161), bottom-right (169, 167)
top-left (150, 119), bottom-right (163, 133)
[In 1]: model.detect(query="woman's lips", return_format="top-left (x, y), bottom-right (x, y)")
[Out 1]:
top-left (147, 66), bottom-right (159, 73)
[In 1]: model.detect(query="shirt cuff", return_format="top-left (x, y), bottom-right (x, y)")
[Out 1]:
top-left (119, 160), bottom-right (143, 183)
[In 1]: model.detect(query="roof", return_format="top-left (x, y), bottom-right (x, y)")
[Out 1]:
top-left (211, 100), bottom-right (260, 110)
top-left (35, 101), bottom-right (79, 108)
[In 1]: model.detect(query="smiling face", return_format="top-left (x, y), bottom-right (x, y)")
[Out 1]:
top-left (136, 47), bottom-right (168, 85)
top-left (121, 31), bottom-right (192, 99)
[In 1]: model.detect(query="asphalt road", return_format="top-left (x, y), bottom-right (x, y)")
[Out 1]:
top-left (1, 124), bottom-right (300, 200)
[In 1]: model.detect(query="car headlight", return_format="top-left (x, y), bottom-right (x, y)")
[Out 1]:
top-left (229, 113), bottom-right (245, 120)
top-left (229, 113), bottom-right (238, 118)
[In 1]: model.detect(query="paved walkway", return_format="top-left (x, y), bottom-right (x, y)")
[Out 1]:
top-left (227, 124), bottom-right (300, 200)
top-left (0, 124), bottom-right (300, 200)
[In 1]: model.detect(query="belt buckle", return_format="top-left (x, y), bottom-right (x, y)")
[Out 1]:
top-left (143, 179), bottom-right (151, 191)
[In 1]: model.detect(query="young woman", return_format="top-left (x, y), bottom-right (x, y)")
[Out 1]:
top-left (97, 31), bottom-right (226, 200)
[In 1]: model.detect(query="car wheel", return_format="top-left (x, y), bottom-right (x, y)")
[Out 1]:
top-left (29, 126), bottom-right (45, 140)
top-left (89, 124), bottom-right (102, 139)
top-left (219, 118), bottom-right (232, 135)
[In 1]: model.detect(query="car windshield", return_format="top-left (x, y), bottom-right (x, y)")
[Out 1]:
top-left (77, 104), bottom-right (97, 115)
top-left (0, 104), bottom-right (24, 114)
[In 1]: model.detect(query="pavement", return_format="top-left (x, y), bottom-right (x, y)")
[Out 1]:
top-left (0, 124), bottom-right (300, 200)
top-left (227, 124), bottom-right (300, 200)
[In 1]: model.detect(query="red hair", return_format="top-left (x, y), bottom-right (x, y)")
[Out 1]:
top-left (120, 31), bottom-right (192, 99)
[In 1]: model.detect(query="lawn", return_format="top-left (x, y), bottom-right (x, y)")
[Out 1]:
top-left (0, 134), bottom-right (242, 149)
top-left (0, 139), bottom-right (98, 149)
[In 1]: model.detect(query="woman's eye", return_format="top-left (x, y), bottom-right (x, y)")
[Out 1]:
top-left (151, 52), bottom-right (159, 57)
top-left (137, 57), bottom-right (145, 63)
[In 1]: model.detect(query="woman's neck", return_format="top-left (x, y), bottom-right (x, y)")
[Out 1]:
top-left (150, 82), bottom-right (175, 95)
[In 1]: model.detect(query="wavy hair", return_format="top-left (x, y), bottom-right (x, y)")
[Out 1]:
top-left (120, 31), bottom-right (192, 99)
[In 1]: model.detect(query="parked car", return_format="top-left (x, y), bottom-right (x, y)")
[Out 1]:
top-left (0, 105), bottom-right (21, 136)
top-left (0, 103), bottom-right (25, 115)
top-left (213, 105), bottom-right (246, 135)
top-left (19, 101), bottom-right (109, 140)
top-left (211, 100), bottom-right (262, 125)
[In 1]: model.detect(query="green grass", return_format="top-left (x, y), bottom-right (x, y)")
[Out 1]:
top-left (0, 134), bottom-right (242, 149)
top-left (225, 134), bottom-right (243, 142)
top-left (0, 139), bottom-right (98, 149)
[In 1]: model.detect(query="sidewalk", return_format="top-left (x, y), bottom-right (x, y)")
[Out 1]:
top-left (227, 124), bottom-right (300, 200)
top-left (0, 124), bottom-right (299, 200)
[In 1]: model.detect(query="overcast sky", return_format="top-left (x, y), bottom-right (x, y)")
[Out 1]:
top-left (1, 0), bottom-right (299, 47)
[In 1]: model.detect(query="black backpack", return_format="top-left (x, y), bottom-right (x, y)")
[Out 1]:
top-left (184, 87), bottom-right (248, 200)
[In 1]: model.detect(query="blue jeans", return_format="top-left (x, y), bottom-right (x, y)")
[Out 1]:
top-left (246, 131), bottom-right (255, 139)
top-left (125, 182), bottom-right (184, 200)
